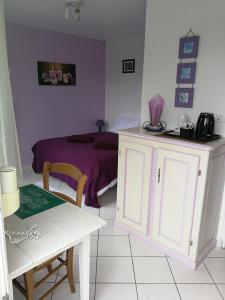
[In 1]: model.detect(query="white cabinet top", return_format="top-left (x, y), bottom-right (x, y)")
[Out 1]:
top-left (119, 127), bottom-right (225, 151)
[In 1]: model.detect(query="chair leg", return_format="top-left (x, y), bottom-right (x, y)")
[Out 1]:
top-left (47, 263), bottom-right (53, 273)
top-left (66, 247), bottom-right (75, 293)
top-left (23, 270), bottom-right (34, 300)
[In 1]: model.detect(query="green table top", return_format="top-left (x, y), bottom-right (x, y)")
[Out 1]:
top-left (15, 184), bottom-right (65, 219)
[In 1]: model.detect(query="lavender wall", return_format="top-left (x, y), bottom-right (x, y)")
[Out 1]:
top-left (6, 23), bottom-right (105, 166)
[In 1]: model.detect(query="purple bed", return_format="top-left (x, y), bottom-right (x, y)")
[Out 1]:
top-left (32, 132), bottom-right (118, 208)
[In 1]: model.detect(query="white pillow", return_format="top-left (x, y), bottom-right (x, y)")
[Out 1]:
top-left (110, 115), bottom-right (140, 133)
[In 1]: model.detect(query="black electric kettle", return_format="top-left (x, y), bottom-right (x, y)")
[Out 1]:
top-left (195, 113), bottom-right (214, 138)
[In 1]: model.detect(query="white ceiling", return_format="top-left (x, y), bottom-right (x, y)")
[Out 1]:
top-left (4, 0), bottom-right (146, 40)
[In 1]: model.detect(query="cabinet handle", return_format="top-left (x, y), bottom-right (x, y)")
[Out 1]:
top-left (158, 168), bottom-right (161, 183)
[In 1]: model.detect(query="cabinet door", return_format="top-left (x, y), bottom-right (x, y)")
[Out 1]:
top-left (117, 140), bottom-right (153, 234)
top-left (151, 148), bottom-right (199, 256)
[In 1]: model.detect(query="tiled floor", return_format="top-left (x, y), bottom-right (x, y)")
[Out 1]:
top-left (13, 168), bottom-right (225, 299)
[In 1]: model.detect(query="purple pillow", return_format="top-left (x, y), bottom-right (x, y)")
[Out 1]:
top-left (94, 140), bottom-right (118, 151)
top-left (67, 135), bottom-right (94, 143)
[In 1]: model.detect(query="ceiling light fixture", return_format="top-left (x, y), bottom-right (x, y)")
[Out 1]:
top-left (64, 0), bottom-right (84, 21)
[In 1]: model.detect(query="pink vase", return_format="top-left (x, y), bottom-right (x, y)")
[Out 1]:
top-left (148, 95), bottom-right (165, 126)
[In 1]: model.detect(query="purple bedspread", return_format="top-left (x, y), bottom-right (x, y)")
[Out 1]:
top-left (32, 132), bottom-right (118, 208)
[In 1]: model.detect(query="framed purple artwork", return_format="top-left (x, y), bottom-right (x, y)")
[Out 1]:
top-left (179, 36), bottom-right (200, 59)
top-left (37, 61), bottom-right (76, 86)
top-left (176, 62), bottom-right (196, 84)
top-left (175, 88), bottom-right (194, 108)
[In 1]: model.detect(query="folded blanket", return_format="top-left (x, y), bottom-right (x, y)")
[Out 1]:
top-left (67, 135), bottom-right (94, 143)
top-left (94, 140), bottom-right (118, 151)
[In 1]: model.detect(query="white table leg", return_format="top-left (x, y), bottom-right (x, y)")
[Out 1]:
top-left (79, 235), bottom-right (90, 300)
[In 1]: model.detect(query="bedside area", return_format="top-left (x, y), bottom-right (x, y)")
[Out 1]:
top-left (116, 127), bottom-right (225, 270)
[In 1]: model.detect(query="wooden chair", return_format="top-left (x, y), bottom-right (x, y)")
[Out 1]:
top-left (43, 162), bottom-right (87, 208)
top-left (13, 162), bottom-right (87, 300)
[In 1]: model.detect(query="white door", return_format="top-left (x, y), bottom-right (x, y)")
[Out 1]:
top-left (0, 190), bottom-right (12, 299)
top-left (117, 140), bottom-right (153, 234)
top-left (151, 148), bottom-right (199, 256)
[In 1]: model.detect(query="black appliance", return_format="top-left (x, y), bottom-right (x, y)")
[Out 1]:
top-left (195, 113), bottom-right (215, 138)
top-left (162, 112), bottom-right (220, 143)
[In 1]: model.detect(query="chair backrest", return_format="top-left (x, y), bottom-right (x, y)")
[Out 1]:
top-left (43, 162), bottom-right (87, 208)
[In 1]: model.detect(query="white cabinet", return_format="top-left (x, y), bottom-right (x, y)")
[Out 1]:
top-left (116, 128), bottom-right (225, 269)
top-left (151, 148), bottom-right (199, 256)
top-left (117, 138), bottom-right (153, 234)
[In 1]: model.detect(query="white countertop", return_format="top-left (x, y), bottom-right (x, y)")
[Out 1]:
top-left (119, 127), bottom-right (225, 151)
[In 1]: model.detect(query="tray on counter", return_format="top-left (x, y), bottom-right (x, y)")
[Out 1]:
top-left (160, 130), bottom-right (221, 143)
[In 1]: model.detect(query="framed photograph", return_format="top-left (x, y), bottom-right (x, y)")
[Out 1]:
top-left (176, 62), bottom-right (196, 84)
top-left (175, 88), bottom-right (194, 108)
top-left (179, 36), bottom-right (200, 59)
top-left (37, 61), bottom-right (76, 86)
top-left (122, 59), bottom-right (135, 73)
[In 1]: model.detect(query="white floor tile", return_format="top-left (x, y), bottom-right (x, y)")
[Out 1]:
top-left (59, 182), bottom-right (77, 199)
top-left (59, 181), bottom-right (73, 194)
top-left (133, 257), bottom-right (174, 283)
top-left (168, 258), bottom-right (213, 283)
top-left (34, 181), bottom-right (60, 193)
top-left (97, 257), bottom-right (135, 283)
top-left (205, 258), bottom-right (225, 283)
top-left (18, 179), bottom-right (31, 187)
top-left (74, 236), bottom-right (98, 257)
top-left (18, 173), bottom-right (42, 187)
top-left (99, 220), bottom-right (128, 236)
top-left (177, 284), bottom-right (223, 300)
top-left (22, 165), bottom-right (33, 178)
top-left (48, 176), bottom-right (62, 190)
top-left (217, 284), bottom-right (225, 297)
top-left (100, 206), bottom-right (116, 219)
top-left (95, 284), bottom-right (138, 300)
top-left (52, 283), bottom-right (95, 300)
top-left (98, 236), bottom-right (131, 256)
top-left (99, 187), bottom-right (117, 207)
top-left (137, 284), bottom-right (180, 300)
top-left (13, 283), bottom-right (53, 300)
top-left (208, 247), bottom-right (225, 258)
top-left (33, 176), bottom-right (62, 191)
top-left (130, 236), bottom-right (164, 257)
top-left (57, 256), bottom-right (96, 283)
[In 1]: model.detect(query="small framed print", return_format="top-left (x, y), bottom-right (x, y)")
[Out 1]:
top-left (176, 62), bottom-right (196, 84)
top-left (122, 59), bottom-right (135, 73)
top-left (179, 36), bottom-right (200, 59)
top-left (175, 88), bottom-right (194, 108)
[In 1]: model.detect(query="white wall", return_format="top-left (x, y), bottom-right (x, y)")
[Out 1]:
top-left (141, 0), bottom-right (225, 242)
top-left (141, 0), bottom-right (225, 134)
top-left (105, 36), bottom-right (145, 127)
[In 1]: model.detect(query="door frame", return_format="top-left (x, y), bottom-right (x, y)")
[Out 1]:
top-left (0, 189), bottom-right (12, 299)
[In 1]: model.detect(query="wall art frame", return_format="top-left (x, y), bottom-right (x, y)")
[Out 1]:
top-left (37, 61), bottom-right (76, 86)
top-left (175, 87), bottom-right (194, 108)
top-left (176, 62), bottom-right (197, 84)
top-left (179, 35), bottom-right (200, 59)
top-left (122, 59), bottom-right (135, 73)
